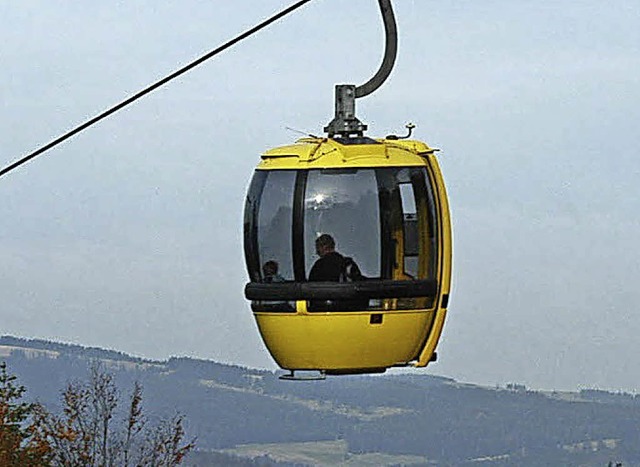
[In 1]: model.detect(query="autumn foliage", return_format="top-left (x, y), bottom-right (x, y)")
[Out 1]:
top-left (0, 361), bottom-right (194, 466)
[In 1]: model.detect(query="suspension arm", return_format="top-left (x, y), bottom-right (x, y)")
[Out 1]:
top-left (355, 0), bottom-right (398, 98)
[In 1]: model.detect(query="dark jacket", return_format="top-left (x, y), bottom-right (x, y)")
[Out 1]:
top-left (308, 252), bottom-right (367, 311)
top-left (308, 251), bottom-right (346, 282)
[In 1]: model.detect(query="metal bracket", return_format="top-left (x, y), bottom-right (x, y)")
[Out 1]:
top-left (279, 370), bottom-right (327, 381)
top-left (323, 85), bottom-right (368, 138)
top-left (324, 0), bottom-right (397, 138)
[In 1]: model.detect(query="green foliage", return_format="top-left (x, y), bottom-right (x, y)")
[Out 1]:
top-left (0, 361), bottom-right (52, 466)
top-left (0, 361), bottom-right (31, 426)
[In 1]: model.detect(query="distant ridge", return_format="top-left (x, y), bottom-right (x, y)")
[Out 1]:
top-left (0, 334), bottom-right (152, 363)
top-left (1, 334), bottom-right (638, 466)
top-left (0, 334), bottom-right (260, 372)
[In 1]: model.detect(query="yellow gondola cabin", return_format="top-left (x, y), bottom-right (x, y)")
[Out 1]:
top-left (244, 136), bottom-right (451, 377)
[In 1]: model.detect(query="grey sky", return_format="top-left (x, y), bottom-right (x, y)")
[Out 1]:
top-left (1, 1), bottom-right (639, 392)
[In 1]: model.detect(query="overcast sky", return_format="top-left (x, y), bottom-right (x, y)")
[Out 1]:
top-left (1, 1), bottom-right (639, 392)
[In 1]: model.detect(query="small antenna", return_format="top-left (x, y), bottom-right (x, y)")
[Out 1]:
top-left (285, 126), bottom-right (319, 138)
top-left (385, 122), bottom-right (416, 140)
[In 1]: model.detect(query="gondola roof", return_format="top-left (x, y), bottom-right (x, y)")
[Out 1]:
top-left (258, 137), bottom-right (439, 169)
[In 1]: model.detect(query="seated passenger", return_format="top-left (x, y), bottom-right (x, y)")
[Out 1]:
top-left (309, 234), bottom-right (363, 282)
top-left (256, 260), bottom-right (293, 312)
top-left (262, 260), bottom-right (285, 283)
top-left (308, 234), bottom-right (366, 311)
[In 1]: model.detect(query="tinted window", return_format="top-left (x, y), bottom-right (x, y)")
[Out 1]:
top-left (304, 169), bottom-right (381, 279)
top-left (245, 170), bottom-right (296, 282)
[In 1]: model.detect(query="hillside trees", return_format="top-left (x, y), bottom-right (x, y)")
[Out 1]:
top-left (0, 361), bottom-right (51, 465)
top-left (1, 361), bottom-right (195, 466)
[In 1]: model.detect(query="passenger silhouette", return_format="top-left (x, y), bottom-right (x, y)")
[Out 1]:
top-left (262, 260), bottom-right (284, 283)
top-left (258, 260), bottom-right (293, 312)
top-left (308, 234), bottom-right (366, 311)
top-left (309, 234), bottom-right (345, 281)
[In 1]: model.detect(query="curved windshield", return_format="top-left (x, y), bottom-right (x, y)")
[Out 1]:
top-left (244, 166), bottom-right (439, 311)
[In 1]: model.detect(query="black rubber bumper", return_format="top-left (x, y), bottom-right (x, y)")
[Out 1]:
top-left (245, 279), bottom-right (437, 301)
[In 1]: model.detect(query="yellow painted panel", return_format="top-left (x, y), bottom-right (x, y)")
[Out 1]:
top-left (254, 310), bottom-right (434, 371)
top-left (258, 138), bottom-right (433, 170)
top-left (416, 154), bottom-right (453, 367)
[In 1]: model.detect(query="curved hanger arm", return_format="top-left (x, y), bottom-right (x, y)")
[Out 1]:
top-left (355, 0), bottom-right (397, 98)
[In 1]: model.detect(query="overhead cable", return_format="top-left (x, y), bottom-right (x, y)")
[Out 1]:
top-left (0, 0), bottom-right (314, 179)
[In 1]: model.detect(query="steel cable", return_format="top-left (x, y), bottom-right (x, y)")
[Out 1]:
top-left (0, 0), bottom-right (313, 179)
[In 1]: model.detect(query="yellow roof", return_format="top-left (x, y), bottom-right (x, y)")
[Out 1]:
top-left (257, 137), bottom-right (439, 170)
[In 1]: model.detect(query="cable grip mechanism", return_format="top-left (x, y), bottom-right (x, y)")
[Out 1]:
top-left (324, 0), bottom-right (397, 138)
top-left (323, 85), bottom-right (367, 138)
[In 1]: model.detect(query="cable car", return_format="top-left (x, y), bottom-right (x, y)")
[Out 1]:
top-left (243, 0), bottom-right (452, 378)
top-left (244, 132), bottom-right (451, 377)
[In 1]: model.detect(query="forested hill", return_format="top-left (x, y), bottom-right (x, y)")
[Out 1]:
top-left (1, 335), bottom-right (638, 466)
